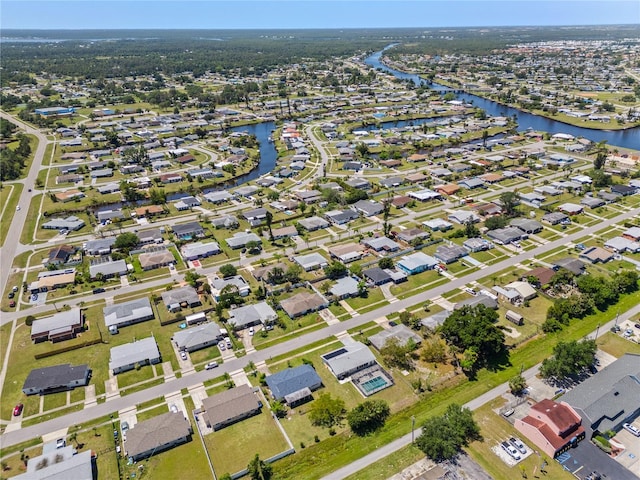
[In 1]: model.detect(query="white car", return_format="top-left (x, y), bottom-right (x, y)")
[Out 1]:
top-left (249, 327), bottom-right (254, 336)
top-left (180, 351), bottom-right (187, 360)
top-left (623, 423), bottom-right (640, 437)
top-left (501, 441), bottom-right (521, 460)
top-left (169, 404), bottom-right (178, 413)
top-left (16, 205), bottom-right (20, 211)
top-left (509, 437), bottom-right (527, 455)
top-left (205, 361), bottom-right (219, 370)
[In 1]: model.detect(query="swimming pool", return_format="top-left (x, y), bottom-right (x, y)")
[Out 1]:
top-left (361, 376), bottom-right (389, 393)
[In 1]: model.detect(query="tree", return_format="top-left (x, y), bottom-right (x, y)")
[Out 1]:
top-left (347, 400), bottom-right (390, 436)
top-left (219, 264), bottom-right (237, 278)
top-left (378, 257), bottom-right (393, 270)
top-left (399, 310), bottom-right (421, 330)
top-left (594, 150), bottom-right (607, 170)
top-left (270, 400), bottom-right (287, 418)
top-left (184, 269), bottom-right (201, 287)
top-left (421, 337), bottom-right (447, 363)
top-left (324, 261), bottom-right (347, 280)
top-left (509, 374), bottom-right (527, 395)
top-left (357, 279), bottom-right (368, 298)
top-left (460, 347), bottom-right (479, 372)
top-left (247, 454), bottom-right (272, 480)
top-left (540, 339), bottom-right (597, 380)
top-left (416, 403), bottom-right (480, 461)
top-left (308, 393), bottom-right (345, 428)
top-left (285, 264), bottom-right (303, 284)
top-left (484, 215), bottom-right (509, 230)
top-left (463, 220), bottom-right (479, 238)
top-left (380, 337), bottom-right (413, 370)
top-left (439, 305), bottom-right (506, 369)
top-left (265, 210), bottom-right (274, 241)
top-left (246, 240), bottom-right (262, 253)
top-left (114, 232), bottom-right (139, 251)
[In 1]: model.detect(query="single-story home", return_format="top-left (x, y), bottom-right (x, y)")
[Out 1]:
top-left (126, 412), bottom-right (192, 462)
top-left (172, 323), bottom-right (223, 352)
top-left (293, 252), bottom-right (329, 271)
top-left (172, 222), bottom-right (205, 240)
top-left (104, 297), bottom-right (154, 330)
top-left (22, 364), bottom-right (91, 395)
top-left (181, 241), bottom-right (221, 261)
top-left (228, 301), bottom-right (278, 330)
top-left (330, 276), bottom-right (360, 299)
top-left (201, 384), bottom-right (262, 431)
top-left (89, 259), bottom-right (128, 279)
top-left (109, 337), bottom-right (161, 374)
top-left (266, 364), bottom-right (323, 406)
top-left (161, 286), bottom-right (201, 312)
top-left (280, 291), bottom-right (328, 318)
top-left (226, 232), bottom-right (261, 249)
top-left (397, 252), bottom-right (438, 275)
top-left (321, 341), bottom-right (378, 380)
top-left (31, 308), bottom-right (84, 343)
top-left (138, 249), bottom-right (175, 270)
top-left (368, 324), bottom-right (422, 351)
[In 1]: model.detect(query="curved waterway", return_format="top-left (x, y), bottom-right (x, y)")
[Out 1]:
top-left (365, 48), bottom-right (640, 150)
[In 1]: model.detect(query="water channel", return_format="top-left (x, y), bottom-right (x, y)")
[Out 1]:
top-left (365, 48), bottom-right (640, 150)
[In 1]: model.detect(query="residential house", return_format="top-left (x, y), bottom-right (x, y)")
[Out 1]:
top-left (126, 412), bottom-right (192, 462)
top-left (172, 222), bottom-right (205, 240)
top-left (266, 364), bottom-right (323, 407)
top-left (448, 211), bottom-right (480, 225)
top-left (510, 218), bottom-right (543, 234)
top-left (293, 252), bottom-right (328, 271)
top-left (46, 245), bottom-right (79, 266)
top-left (161, 286), bottom-right (201, 312)
top-left (604, 236), bottom-right (640, 254)
top-left (454, 294), bottom-right (498, 310)
top-left (172, 323), bottom-right (223, 352)
top-left (42, 216), bottom-right (85, 231)
top-left (397, 252), bottom-right (438, 274)
top-left (226, 232), bottom-right (261, 249)
top-left (298, 216), bottom-right (330, 231)
top-left (181, 241), bottom-right (221, 261)
top-left (328, 243), bottom-right (366, 263)
top-left (362, 236), bottom-right (401, 253)
top-left (487, 226), bottom-right (524, 245)
top-left (321, 341), bottom-right (377, 380)
top-left (579, 246), bottom-right (615, 264)
top-left (408, 189), bottom-right (441, 202)
top-left (201, 384), bottom-right (262, 430)
top-left (542, 212), bottom-right (570, 225)
top-left (31, 308), bottom-right (84, 343)
top-left (553, 258), bottom-right (586, 275)
top-left (330, 276), bottom-right (360, 299)
top-left (558, 203), bottom-right (583, 215)
top-left (396, 228), bottom-right (430, 245)
top-left (15, 448), bottom-right (93, 479)
top-left (22, 364), bottom-right (91, 395)
top-left (280, 291), bottom-right (328, 318)
top-left (435, 184), bottom-right (461, 196)
top-left (139, 249), bottom-right (175, 270)
top-left (368, 324), bottom-right (421, 351)
top-left (103, 297), bottom-right (154, 331)
top-left (463, 238), bottom-right (494, 252)
top-left (228, 301), bottom-right (278, 330)
top-left (325, 209), bottom-right (359, 225)
top-left (423, 218), bottom-right (453, 231)
top-left (270, 225), bottom-right (298, 240)
top-left (174, 196), bottom-right (201, 211)
top-left (89, 259), bottom-right (128, 279)
top-left (242, 207), bottom-right (268, 226)
top-left (362, 267), bottom-right (393, 286)
top-left (353, 199), bottom-right (384, 217)
top-left (138, 228), bottom-right (164, 244)
top-left (134, 205), bottom-right (165, 218)
top-left (109, 337), bottom-right (161, 374)
top-left (251, 263), bottom-right (288, 283)
top-left (29, 269), bottom-right (76, 293)
top-left (211, 275), bottom-right (251, 300)
top-left (54, 189), bottom-right (85, 202)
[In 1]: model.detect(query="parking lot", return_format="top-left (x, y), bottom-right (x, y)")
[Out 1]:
top-left (614, 426), bottom-right (640, 478)
top-left (556, 437), bottom-right (639, 480)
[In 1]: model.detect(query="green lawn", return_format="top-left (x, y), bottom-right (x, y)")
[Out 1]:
top-left (19, 193), bottom-right (43, 244)
top-left (597, 331), bottom-right (640, 358)
top-left (204, 408), bottom-right (290, 477)
top-left (342, 444), bottom-right (425, 480)
top-left (0, 183), bottom-right (23, 246)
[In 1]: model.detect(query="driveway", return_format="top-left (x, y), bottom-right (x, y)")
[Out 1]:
top-left (614, 428), bottom-right (640, 478)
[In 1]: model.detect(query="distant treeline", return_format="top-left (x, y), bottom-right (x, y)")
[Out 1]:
top-left (3, 25), bottom-right (638, 82)
top-left (0, 118), bottom-right (31, 181)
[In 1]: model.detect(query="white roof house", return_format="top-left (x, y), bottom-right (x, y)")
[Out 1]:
top-left (293, 253), bottom-right (329, 271)
top-left (103, 297), bottom-right (154, 329)
top-left (228, 301), bottom-right (278, 329)
top-left (172, 323), bottom-right (223, 352)
top-left (109, 337), bottom-right (161, 374)
top-left (321, 341), bottom-right (377, 380)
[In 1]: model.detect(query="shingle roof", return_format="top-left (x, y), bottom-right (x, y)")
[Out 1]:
top-left (103, 297), bottom-right (153, 328)
top-left (201, 384), bottom-right (261, 429)
top-left (126, 412), bottom-right (191, 459)
top-left (266, 364), bottom-right (322, 401)
top-left (23, 364), bottom-right (90, 393)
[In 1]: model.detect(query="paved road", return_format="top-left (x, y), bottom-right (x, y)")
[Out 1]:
top-left (0, 111), bottom-right (51, 297)
top-left (323, 301), bottom-right (640, 480)
top-left (2, 204), bottom-right (640, 447)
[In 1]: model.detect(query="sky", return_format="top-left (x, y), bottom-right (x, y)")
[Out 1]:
top-left (2, 0), bottom-right (639, 30)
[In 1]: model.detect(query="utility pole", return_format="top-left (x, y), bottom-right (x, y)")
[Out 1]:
top-left (411, 415), bottom-right (416, 444)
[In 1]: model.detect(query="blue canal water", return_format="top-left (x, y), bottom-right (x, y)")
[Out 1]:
top-left (365, 48), bottom-right (640, 150)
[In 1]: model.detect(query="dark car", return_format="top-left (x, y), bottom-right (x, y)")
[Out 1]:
top-left (8, 292), bottom-right (14, 299)
top-left (92, 288), bottom-right (106, 294)
top-left (635, 323), bottom-right (640, 329)
top-left (13, 403), bottom-right (23, 416)
top-left (9, 300), bottom-right (15, 308)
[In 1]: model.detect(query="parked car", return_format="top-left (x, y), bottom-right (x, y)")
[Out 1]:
top-left (249, 327), bottom-right (254, 336)
top-left (12, 286), bottom-right (18, 292)
top-left (9, 300), bottom-right (15, 308)
top-left (634, 323), bottom-right (640, 329)
top-left (180, 351), bottom-right (187, 360)
top-left (623, 423), bottom-right (640, 437)
top-left (31, 294), bottom-right (38, 302)
top-left (509, 437), bottom-right (527, 455)
top-left (169, 404), bottom-right (178, 413)
top-left (93, 288), bottom-right (106, 294)
top-left (464, 287), bottom-right (477, 296)
top-left (205, 361), bottom-right (219, 370)
top-left (611, 325), bottom-right (621, 333)
top-left (502, 408), bottom-right (515, 418)
top-left (218, 342), bottom-right (226, 351)
top-left (8, 292), bottom-right (14, 299)
top-left (13, 403), bottom-right (23, 416)
top-left (56, 438), bottom-right (66, 449)
top-left (121, 421), bottom-right (129, 433)
top-left (501, 441), bottom-right (521, 460)
top-left (624, 329), bottom-right (633, 337)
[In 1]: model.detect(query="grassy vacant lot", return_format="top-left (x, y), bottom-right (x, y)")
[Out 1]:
top-left (204, 409), bottom-right (290, 476)
top-left (343, 443), bottom-right (425, 480)
top-left (466, 399), bottom-right (573, 480)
